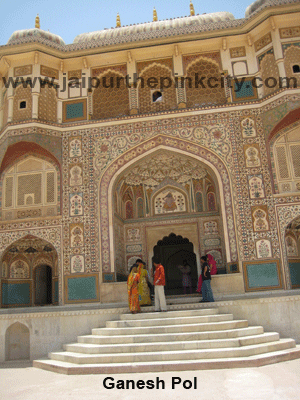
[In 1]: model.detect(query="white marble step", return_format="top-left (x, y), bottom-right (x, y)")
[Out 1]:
top-left (92, 319), bottom-right (248, 336)
top-left (120, 308), bottom-right (219, 320)
top-left (78, 326), bottom-right (264, 345)
top-left (107, 313), bottom-right (233, 328)
top-left (64, 332), bottom-right (280, 354)
top-left (50, 339), bottom-right (295, 364)
top-left (32, 345), bottom-right (300, 374)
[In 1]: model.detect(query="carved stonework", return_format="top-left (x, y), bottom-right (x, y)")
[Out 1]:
top-left (14, 65), bottom-right (32, 77)
top-left (230, 46), bottom-right (246, 58)
top-left (254, 33), bottom-right (272, 52)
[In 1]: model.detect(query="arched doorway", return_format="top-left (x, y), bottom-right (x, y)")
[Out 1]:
top-left (110, 148), bottom-right (228, 281)
top-left (0, 235), bottom-right (58, 308)
top-left (285, 216), bottom-right (300, 289)
top-left (5, 322), bottom-right (30, 361)
top-left (153, 233), bottom-right (197, 295)
top-left (34, 265), bottom-right (52, 305)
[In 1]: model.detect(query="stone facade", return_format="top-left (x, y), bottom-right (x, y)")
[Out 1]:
top-left (0, 0), bottom-right (300, 307)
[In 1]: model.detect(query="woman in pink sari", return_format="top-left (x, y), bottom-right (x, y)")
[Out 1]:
top-left (197, 253), bottom-right (217, 294)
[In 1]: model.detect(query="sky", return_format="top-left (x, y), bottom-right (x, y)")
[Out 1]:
top-left (0, 0), bottom-right (255, 45)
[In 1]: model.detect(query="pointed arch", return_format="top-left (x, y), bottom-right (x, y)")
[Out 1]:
top-left (98, 134), bottom-right (237, 273)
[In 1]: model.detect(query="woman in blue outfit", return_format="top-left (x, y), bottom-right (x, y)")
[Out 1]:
top-left (200, 255), bottom-right (214, 302)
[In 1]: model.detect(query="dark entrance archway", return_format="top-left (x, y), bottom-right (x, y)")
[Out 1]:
top-left (153, 233), bottom-right (197, 295)
top-left (34, 265), bottom-right (52, 305)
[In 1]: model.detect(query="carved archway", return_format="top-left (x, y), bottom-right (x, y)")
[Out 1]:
top-left (98, 135), bottom-right (237, 275)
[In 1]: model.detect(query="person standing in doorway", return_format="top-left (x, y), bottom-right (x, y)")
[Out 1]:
top-left (200, 255), bottom-right (214, 303)
top-left (153, 258), bottom-right (167, 312)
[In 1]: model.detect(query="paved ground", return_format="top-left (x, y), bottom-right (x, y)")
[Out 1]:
top-left (1, 359), bottom-right (300, 400)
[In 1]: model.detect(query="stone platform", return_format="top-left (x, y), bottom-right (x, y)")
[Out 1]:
top-left (33, 305), bottom-right (300, 374)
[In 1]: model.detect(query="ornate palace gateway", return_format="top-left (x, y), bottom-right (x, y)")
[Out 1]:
top-left (0, 0), bottom-right (300, 366)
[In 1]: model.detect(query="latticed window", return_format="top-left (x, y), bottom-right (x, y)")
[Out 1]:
top-left (273, 128), bottom-right (300, 193)
top-left (2, 157), bottom-right (57, 218)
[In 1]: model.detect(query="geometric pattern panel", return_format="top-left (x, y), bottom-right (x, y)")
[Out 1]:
top-left (1, 281), bottom-right (31, 307)
top-left (64, 274), bottom-right (99, 303)
top-left (289, 261), bottom-right (300, 288)
top-left (63, 99), bottom-right (87, 122)
top-left (243, 260), bottom-right (282, 291)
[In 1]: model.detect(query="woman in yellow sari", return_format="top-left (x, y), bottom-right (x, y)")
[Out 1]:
top-left (136, 259), bottom-right (152, 306)
top-left (127, 264), bottom-right (141, 314)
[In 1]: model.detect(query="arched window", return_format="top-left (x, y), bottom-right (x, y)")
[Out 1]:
top-left (273, 128), bottom-right (300, 193)
top-left (195, 192), bottom-right (203, 212)
top-left (125, 200), bottom-right (134, 219)
top-left (137, 197), bottom-right (144, 218)
top-left (2, 156), bottom-right (58, 220)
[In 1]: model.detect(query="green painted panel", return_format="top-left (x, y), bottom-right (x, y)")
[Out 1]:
top-left (289, 262), bottom-right (300, 286)
top-left (54, 280), bottom-right (59, 303)
top-left (2, 282), bottom-right (30, 305)
top-left (234, 80), bottom-right (254, 99)
top-left (67, 276), bottom-right (97, 301)
top-left (246, 262), bottom-right (279, 288)
top-left (66, 102), bottom-right (84, 120)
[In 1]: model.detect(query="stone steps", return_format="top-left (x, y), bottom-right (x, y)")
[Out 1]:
top-left (33, 306), bottom-right (300, 374)
top-left (77, 326), bottom-right (265, 345)
top-left (64, 332), bottom-right (280, 354)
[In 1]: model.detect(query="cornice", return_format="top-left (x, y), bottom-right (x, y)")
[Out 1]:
top-left (0, 3), bottom-right (299, 59)
top-left (1, 88), bottom-right (300, 140)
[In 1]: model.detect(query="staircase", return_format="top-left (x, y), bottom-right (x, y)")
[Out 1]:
top-left (33, 306), bottom-right (300, 374)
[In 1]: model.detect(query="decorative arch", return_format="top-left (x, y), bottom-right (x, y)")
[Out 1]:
top-left (5, 322), bottom-right (30, 361)
top-left (138, 63), bottom-right (177, 113)
top-left (276, 203), bottom-right (300, 289)
top-left (0, 230), bottom-right (62, 306)
top-left (0, 149), bottom-right (61, 220)
top-left (38, 86), bottom-right (57, 122)
top-left (267, 117), bottom-right (300, 194)
top-left (138, 62), bottom-right (174, 82)
top-left (0, 141), bottom-right (60, 175)
top-left (99, 135), bottom-right (237, 273)
top-left (185, 56), bottom-right (221, 73)
top-left (13, 85), bottom-right (32, 122)
top-left (185, 57), bottom-right (227, 107)
top-left (92, 69), bottom-right (130, 119)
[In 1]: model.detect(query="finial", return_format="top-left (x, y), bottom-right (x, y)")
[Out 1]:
top-left (116, 13), bottom-right (121, 27)
top-left (153, 7), bottom-right (158, 22)
top-left (35, 14), bottom-right (40, 29)
top-left (190, 0), bottom-right (195, 16)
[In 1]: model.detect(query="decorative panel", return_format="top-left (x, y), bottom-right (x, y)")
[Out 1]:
top-left (280, 26), bottom-right (300, 38)
top-left (63, 99), bottom-right (87, 122)
top-left (1, 281), bottom-right (31, 307)
top-left (254, 33), bottom-right (272, 52)
top-left (232, 78), bottom-right (258, 101)
top-left (40, 65), bottom-right (59, 79)
top-left (64, 274), bottom-right (99, 303)
top-left (14, 65), bottom-right (32, 77)
top-left (230, 46), bottom-right (246, 58)
top-left (289, 261), bottom-right (300, 288)
top-left (243, 260), bottom-right (282, 291)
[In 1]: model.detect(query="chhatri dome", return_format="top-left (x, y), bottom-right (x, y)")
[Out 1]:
top-left (74, 2), bottom-right (235, 44)
top-left (7, 15), bottom-right (65, 46)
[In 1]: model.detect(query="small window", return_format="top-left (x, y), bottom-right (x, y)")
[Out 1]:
top-left (292, 65), bottom-right (300, 73)
top-left (152, 91), bottom-right (163, 103)
top-left (19, 101), bottom-right (27, 109)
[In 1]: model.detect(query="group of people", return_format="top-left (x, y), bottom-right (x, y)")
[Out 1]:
top-left (127, 258), bottom-right (167, 314)
top-left (127, 253), bottom-right (216, 313)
